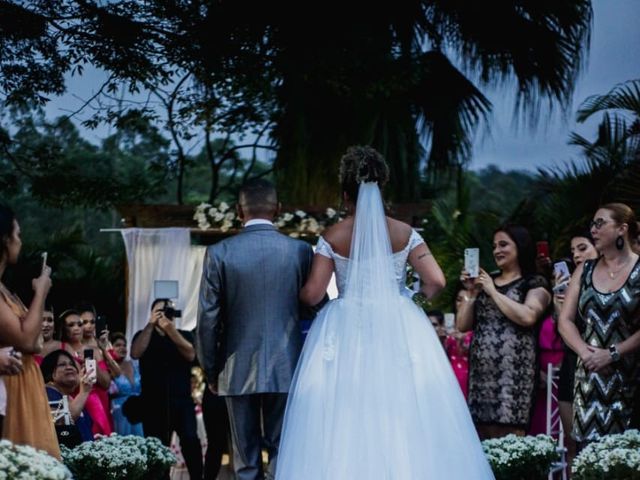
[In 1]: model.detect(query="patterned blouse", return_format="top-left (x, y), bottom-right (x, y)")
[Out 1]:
top-left (573, 257), bottom-right (640, 442)
top-left (467, 274), bottom-right (548, 428)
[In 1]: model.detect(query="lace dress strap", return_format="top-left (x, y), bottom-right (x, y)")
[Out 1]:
top-left (315, 236), bottom-right (334, 259)
top-left (407, 229), bottom-right (425, 252)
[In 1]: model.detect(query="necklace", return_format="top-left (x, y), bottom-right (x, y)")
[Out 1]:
top-left (606, 256), bottom-right (632, 279)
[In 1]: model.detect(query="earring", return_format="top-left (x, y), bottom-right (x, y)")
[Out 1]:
top-left (616, 235), bottom-right (624, 250)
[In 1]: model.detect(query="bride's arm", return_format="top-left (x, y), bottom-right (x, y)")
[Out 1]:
top-left (408, 243), bottom-right (446, 300)
top-left (300, 255), bottom-right (334, 306)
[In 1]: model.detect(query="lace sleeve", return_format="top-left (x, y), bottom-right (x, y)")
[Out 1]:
top-left (408, 229), bottom-right (425, 252)
top-left (315, 236), bottom-right (334, 259)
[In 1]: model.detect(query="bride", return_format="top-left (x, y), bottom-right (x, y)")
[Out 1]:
top-left (276, 146), bottom-right (495, 479)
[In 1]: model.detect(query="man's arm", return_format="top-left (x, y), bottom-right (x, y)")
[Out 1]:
top-left (196, 248), bottom-right (224, 387)
top-left (158, 317), bottom-right (196, 362)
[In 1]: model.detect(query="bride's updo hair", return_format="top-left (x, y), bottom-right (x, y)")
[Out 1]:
top-left (339, 145), bottom-right (390, 203)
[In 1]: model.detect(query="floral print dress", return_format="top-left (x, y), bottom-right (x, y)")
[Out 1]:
top-left (468, 274), bottom-right (548, 428)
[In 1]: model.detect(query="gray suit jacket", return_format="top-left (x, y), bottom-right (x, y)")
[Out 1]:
top-left (196, 224), bottom-right (314, 396)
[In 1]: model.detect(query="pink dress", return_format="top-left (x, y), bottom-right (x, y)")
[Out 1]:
top-left (528, 315), bottom-right (565, 435)
top-left (445, 332), bottom-right (472, 399)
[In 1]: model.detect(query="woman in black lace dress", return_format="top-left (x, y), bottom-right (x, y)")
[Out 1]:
top-left (457, 225), bottom-right (551, 439)
top-left (559, 204), bottom-right (640, 447)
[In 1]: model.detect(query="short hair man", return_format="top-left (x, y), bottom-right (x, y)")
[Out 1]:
top-left (197, 179), bottom-right (314, 480)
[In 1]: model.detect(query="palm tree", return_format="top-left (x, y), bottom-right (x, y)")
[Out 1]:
top-left (271, 1), bottom-right (593, 204)
top-left (527, 79), bottom-right (640, 256)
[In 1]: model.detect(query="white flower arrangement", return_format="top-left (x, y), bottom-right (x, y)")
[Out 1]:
top-left (0, 439), bottom-right (72, 480)
top-left (61, 434), bottom-right (176, 480)
top-left (194, 202), bottom-right (344, 237)
top-left (481, 434), bottom-right (559, 480)
top-left (572, 429), bottom-right (640, 480)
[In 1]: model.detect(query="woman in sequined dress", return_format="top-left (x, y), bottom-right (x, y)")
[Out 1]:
top-left (559, 203), bottom-right (640, 446)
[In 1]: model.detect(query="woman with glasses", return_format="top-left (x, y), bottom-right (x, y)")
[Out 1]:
top-left (559, 203), bottom-right (640, 447)
top-left (41, 349), bottom-right (95, 445)
top-left (0, 204), bottom-right (59, 457)
top-left (60, 309), bottom-right (113, 435)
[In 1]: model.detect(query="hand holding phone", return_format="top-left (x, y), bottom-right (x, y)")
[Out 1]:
top-left (83, 348), bottom-right (96, 383)
top-left (553, 261), bottom-right (571, 281)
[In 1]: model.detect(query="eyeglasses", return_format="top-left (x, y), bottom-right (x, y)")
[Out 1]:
top-left (82, 319), bottom-right (95, 325)
top-left (589, 218), bottom-right (609, 230)
top-left (65, 321), bottom-right (82, 328)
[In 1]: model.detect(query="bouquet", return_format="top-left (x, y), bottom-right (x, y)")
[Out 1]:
top-left (61, 434), bottom-right (176, 480)
top-left (482, 434), bottom-right (559, 480)
top-left (572, 429), bottom-right (640, 480)
top-left (0, 439), bottom-right (72, 480)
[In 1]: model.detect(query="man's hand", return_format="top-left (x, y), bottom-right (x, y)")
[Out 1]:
top-left (157, 315), bottom-right (175, 333)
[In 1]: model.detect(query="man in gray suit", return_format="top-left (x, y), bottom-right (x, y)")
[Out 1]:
top-left (196, 179), bottom-right (314, 480)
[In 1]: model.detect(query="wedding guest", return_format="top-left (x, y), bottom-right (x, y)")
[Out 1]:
top-left (528, 271), bottom-right (565, 435)
top-left (60, 309), bottom-right (112, 436)
top-left (458, 224), bottom-right (551, 439)
top-left (556, 232), bottom-right (597, 467)
top-left (559, 203), bottom-right (640, 447)
top-left (109, 332), bottom-right (143, 436)
top-left (427, 309), bottom-right (446, 346)
top-left (0, 204), bottom-right (60, 458)
top-left (35, 305), bottom-right (61, 364)
top-left (131, 299), bottom-right (202, 480)
top-left (445, 288), bottom-right (473, 399)
top-left (41, 349), bottom-right (95, 444)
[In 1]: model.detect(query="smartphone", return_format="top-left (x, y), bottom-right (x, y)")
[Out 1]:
top-left (84, 348), bottom-right (96, 382)
top-left (444, 313), bottom-right (455, 333)
top-left (536, 241), bottom-right (550, 258)
top-left (553, 261), bottom-right (570, 280)
top-left (95, 315), bottom-right (107, 334)
top-left (464, 248), bottom-right (480, 278)
top-left (41, 252), bottom-right (48, 273)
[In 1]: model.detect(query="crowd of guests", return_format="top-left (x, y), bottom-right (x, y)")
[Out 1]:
top-left (1, 199), bottom-right (639, 478)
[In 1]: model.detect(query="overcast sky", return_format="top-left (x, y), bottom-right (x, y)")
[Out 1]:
top-left (44, 0), bottom-right (640, 173)
top-left (471, 0), bottom-right (640, 171)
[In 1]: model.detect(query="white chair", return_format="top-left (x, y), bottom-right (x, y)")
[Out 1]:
top-left (49, 394), bottom-right (72, 425)
top-left (546, 363), bottom-right (568, 480)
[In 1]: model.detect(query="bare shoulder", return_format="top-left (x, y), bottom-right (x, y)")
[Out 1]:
top-left (386, 217), bottom-right (414, 251)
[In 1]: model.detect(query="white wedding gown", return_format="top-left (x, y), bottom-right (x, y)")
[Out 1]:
top-left (276, 183), bottom-right (495, 480)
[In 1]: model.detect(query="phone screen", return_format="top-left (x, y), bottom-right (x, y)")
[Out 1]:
top-left (41, 252), bottom-right (48, 273)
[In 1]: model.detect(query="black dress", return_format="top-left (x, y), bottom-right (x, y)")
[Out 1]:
top-left (468, 274), bottom-right (548, 428)
top-left (573, 258), bottom-right (640, 442)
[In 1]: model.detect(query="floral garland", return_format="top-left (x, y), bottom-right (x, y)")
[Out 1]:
top-left (572, 429), bottom-right (640, 480)
top-left (193, 202), bottom-right (342, 237)
top-left (0, 439), bottom-right (72, 479)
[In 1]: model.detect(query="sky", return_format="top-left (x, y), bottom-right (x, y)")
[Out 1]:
top-left (43, 0), bottom-right (640, 173)
top-left (470, 0), bottom-right (640, 171)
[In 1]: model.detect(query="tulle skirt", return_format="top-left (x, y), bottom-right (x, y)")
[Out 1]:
top-left (276, 295), bottom-right (495, 479)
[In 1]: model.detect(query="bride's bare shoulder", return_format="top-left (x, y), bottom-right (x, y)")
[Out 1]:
top-left (322, 218), bottom-right (353, 255)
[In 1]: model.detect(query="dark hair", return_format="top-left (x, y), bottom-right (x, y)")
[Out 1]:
top-left (0, 204), bottom-right (16, 264)
top-left (40, 349), bottom-right (78, 384)
top-left (569, 228), bottom-right (595, 245)
top-left (494, 224), bottom-right (536, 275)
top-left (339, 146), bottom-right (390, 203)
top-left (601, 203), bottom-right (639, 240)
top-left (426, 310), bottom-right (444, 325)
top-left (75, 302), bottom-right (96, 317)
top-left (59, 309), bottom-right (80, 342)
top-left (238, 179), bottom-right (278, 216)
top-left (110, 332), bottom-right (127, 344)
top-left (151, 298), bottom-right (169, 311)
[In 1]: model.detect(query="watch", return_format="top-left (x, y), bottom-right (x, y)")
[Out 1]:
top-left (609, 344), bottom-right (621, 362)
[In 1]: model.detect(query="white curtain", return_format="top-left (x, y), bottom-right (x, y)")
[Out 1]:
top-left (121, 228), bottom-right (206, 343)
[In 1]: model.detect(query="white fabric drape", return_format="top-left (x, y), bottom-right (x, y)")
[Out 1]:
top-left (121, 228), bottom-right (205, 342)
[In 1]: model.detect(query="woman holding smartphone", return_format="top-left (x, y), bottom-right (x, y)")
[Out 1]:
top-left (457, 224), bottom-right (551, 439)
top-left (0, 204), bottom-right (60, 458)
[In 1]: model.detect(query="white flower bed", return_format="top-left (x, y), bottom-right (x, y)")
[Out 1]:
top-left (0, 439), bottom-right (72, 480)
top-left (482, 434), bottom-right (559, 480)
top-left (572, 429), bottom-right (640, 480)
